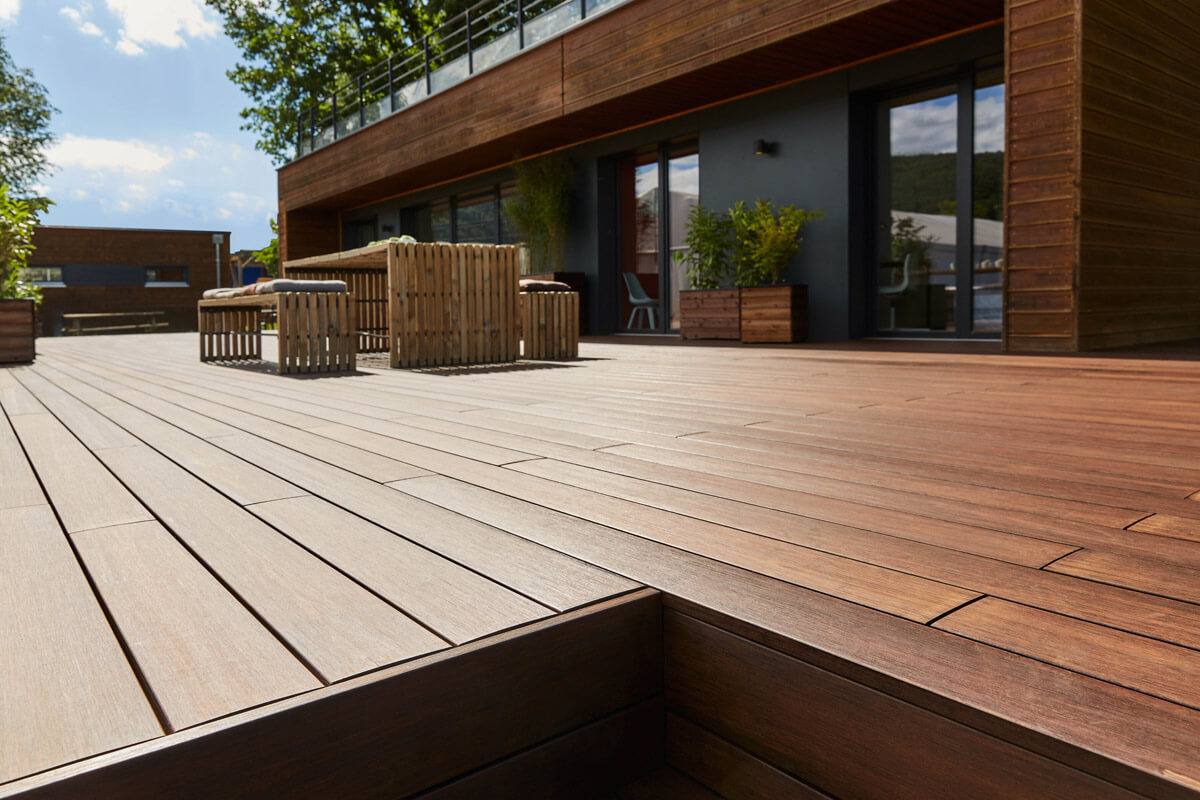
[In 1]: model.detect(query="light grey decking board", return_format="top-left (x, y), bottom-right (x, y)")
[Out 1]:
top-left (95, 444), bottom-right (448, 683)
top-left (251, 496), bottom-right (554, 644)
top-left (73, 520), bottom-right (322, 731)
top-left (8, 413), bottom-right (152, 533)
top-left (0, 505), bottom-right (161, 783)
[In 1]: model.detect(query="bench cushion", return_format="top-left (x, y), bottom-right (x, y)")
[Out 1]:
top-left (519, 279), bottom-right (573, 292)
top-left (254, 279), bottom-right (348, 294)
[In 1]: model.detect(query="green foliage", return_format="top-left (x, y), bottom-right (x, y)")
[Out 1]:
top-left (890, 214), bottom-right (934, 267)
top-left (0, 34), bottom-right (56, 193)
top-left (254, 217), bottom-right (281, 277)
top-left (890, 152), bottom-right (1004, 220)
top-left (673, 204), bottom-right (734, 290)
top-left (505, 153), bottom-right (573, 275)
top-left (729, 200), bottom-right (822, 288)
top-left (207, 0), bottom-right (474, 164)
top-left (0, 184), bottom-right (49, 306)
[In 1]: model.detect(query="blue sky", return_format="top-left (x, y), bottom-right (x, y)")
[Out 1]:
top-left (1, 0), bottom-right (277, 250)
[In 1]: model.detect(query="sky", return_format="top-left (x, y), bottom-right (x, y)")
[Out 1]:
top-left (1, 0), bottom-right (277, 251)
top-left (890, 85), bottom-right (1006, 156)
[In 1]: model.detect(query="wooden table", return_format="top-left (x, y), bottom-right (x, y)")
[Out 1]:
top-left (198, 292), bottom-right (356, 375)
top-left (63, 311), bottom-right (167, 335)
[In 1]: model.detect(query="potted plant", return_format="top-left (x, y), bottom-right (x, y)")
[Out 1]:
top-left (674, 204), bottom-right (739, 340)
top-left (0, 185), bottom-right (46, 364)
top-left (731, 199), bottom-right (822, 343)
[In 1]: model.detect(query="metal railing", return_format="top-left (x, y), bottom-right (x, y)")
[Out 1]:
top-left (294, 0), bottom-right (628, 161)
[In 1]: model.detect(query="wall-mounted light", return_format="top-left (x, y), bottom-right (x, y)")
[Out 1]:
top-left (753, 139), bottom-right (778, 156)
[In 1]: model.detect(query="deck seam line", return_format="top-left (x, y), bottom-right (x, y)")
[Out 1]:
top-left (922, 595), bottom-right (989, 628)
top-left (1037, 547), bottom-right (1084, 571)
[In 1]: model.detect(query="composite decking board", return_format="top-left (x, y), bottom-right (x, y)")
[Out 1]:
top-left (665, 610), bottom-right (1148, 800)
top-left (707, 421), bottom-right (1200, 496)
top-left (1047, 549), bottom-right (1200, 606)
top-left (504, 459), bottom-right (1200, 650)
top-left (418, 700), bottom-right (664, 799)
top-left (934, 597), bottom-right (1200, 711)
top-left (393, 476), bottom-right (1200, 797)
top-left (508, 452), bottom-right (1074, 568)
top-left (71, 521), bottom-right (322, 731)
top-left (6, 413), bottom-right (152, 534)
top-left (28, 365), bottom-right (307, 506)
top-left (208, 430), bottom-right (638, 612)
top-left (665, 714), bottom-right (836, 800)
top-left (385, 466), bottom-right (983, 623)
top-left (607, 768), bottom-right (724, 800)
top-left (0, 505), bottom-right (161, 783)
top-left (5, 590), bottom-right (662, 799)
top-left (11, 369), bottom-right (139, 451)
top-left (0, 409), bottom-right (44, 511)
top-left (248, 495), bottom-right (555, 644)
top-left (1130, 513), bottom-right (1200, 544)
top-left (0, 368), bottom-right (45, 416)
top-left (93, 444), bottom-right (449, 683)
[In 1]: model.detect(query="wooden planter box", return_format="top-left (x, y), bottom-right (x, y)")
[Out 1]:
top-left (740, 284), bottom-right (808, 343)
top-left (0, 298), bottom-right (36, 364)
top-left (680, 288), bottom-right (740, 340)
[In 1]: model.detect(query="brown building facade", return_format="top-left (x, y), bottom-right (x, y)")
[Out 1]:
top-left (27, 226), bottom-right (231, 336)
top-left (276, 0), bottom-right (1199, 351)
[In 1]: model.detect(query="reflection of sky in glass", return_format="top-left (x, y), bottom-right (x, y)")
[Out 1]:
top-left (635, 162), bottom-right (658, 196)
top-left (670, 156), bottom-right (699, 196)
top-left (974, 85), bottom-right (1005, 153)
top-left (890, 94), bottom-right (957, 156)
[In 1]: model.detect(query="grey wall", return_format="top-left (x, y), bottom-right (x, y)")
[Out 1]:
top-left (341, 26), bottom-right (1002, 341)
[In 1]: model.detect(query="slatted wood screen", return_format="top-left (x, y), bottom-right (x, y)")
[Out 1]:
top-left (198, 306), bottom-right (262, 364)
top-left (521, 292), bottom-right (579, 360)
top-left (281, 265), bottom-right (389, 354)
top-left (388, 243), bottom-right (520, 368)
top-left (277, 292), bottom-right (356, 375)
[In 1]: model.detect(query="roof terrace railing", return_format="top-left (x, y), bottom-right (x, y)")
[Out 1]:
top-left (294, 0), bottom-right (629, 161)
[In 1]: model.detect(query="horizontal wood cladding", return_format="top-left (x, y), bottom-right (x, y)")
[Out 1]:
top-left (278, 206), bottom-right (340, 263)
top-left (1003, 0), bottom-right (1080, 352)
top-left (664, 610), bottom-right (1148, 800)
top-left (278, 0), bottom-right (1003, 217)
top-left (1076, 0), bottom-right (1200, 349)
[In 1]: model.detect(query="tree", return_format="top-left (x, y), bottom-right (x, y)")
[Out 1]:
top-left (0, 35), bottom-right (56, 193)
top-left (254, 217), bottom-right (280, 277)
top-left (207, 0), bottom-right (474, 164)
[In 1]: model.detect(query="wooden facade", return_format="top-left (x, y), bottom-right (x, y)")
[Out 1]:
top-left (278, 0), bottom-right (1200, 351)
top-left (28, 226), bottom-right (230, 336)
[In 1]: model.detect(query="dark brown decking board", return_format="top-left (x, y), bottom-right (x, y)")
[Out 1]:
top-left (7, 333), bottom-right (1200, 797)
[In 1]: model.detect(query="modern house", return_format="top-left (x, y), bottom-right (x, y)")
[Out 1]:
top-left (276, 0), bottom-right (1200, 352)
top-left (26, 226), bottom-right (231, 335)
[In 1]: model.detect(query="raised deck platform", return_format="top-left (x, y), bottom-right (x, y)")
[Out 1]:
top-left (3, 333), bottom-right (1199, 797)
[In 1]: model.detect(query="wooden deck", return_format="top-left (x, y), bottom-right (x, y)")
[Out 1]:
top-left (3, 333), bottom-right (1200, 797)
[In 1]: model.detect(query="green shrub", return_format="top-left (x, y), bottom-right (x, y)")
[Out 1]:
top-left (0, 184), bottom-right (48, 305)
top-left (505, 153), bottom-right (573, 275)
top-left (673, 204), bottom-right (734, 290)
top-left (730, 200), bottom-right (822, 288)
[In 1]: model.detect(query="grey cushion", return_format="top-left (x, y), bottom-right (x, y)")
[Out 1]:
top-left (254, 279), bottom-right (348, 294)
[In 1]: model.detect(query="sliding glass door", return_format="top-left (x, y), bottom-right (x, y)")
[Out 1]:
top-left (618, 142), bottom-right (699, 333)
top-left (874, 63), bottom-right (1005, 337)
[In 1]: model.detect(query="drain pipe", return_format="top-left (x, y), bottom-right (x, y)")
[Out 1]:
top-left (212, 233), bottom-right (224, 288)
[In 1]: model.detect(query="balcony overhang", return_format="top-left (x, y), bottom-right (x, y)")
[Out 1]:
top-left (279, 0), bottom-right (1004, 214)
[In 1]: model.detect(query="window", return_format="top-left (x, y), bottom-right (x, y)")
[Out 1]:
top-left (456, 188), bottom-right (498, 244)
top-left (144, 266), bottom-right (189, 286)
top-left (19, 266), bottom-right (63, 285)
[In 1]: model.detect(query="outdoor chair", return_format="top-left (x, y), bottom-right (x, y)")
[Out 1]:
top-left (622, 272), bottom-right (659, 329)
top-left (879, 253), bottom-right (912, 329)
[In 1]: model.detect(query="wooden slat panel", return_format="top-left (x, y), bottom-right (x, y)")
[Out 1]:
top-left (0, 505), bottom-right (161, 783)
top-left (72, 521), bottom-right (321, 732)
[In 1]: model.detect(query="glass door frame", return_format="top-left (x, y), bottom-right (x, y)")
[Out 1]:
top-left (616, 139), bottom-right (698, 334)
top-left (868, 62), bottom-right (1001, 340)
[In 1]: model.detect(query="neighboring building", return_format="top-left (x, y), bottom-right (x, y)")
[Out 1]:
top-left (231, 249), bottom-right (271, 284)
top-left (26, 226), bottom-right (230, 336)
top-left (276, 0), bottom-right (1200, 351)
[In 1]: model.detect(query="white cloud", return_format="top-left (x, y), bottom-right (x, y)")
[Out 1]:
top-left (890, 97), bottom-right (958, 156)
top-left (106, 0), bottom-right (217, 55)
top-left (60, 6), bottom-right (103, 35)
top-left (215, 208), bottom-right (232, 219)
top-left (48, 134), bottom-right (172, 173)
top-left (167, 179), bottom-right (184, 187)
top-left (974, 96), bottom-right (1005, 153)
top-left (115, 200), bottom-right (133, 212)
top-left (71, 188), bottom-right (88, 200)
top-left (30, 183), bottom-right (50, 195)
top-left (127, 183), bottom-right (146, 193)
top-left (0, 0), bottom-right (19, 24)
top-left (180, 148), bottom-right (197, 160)
top-left (227, 190), bottom-right (247, 202)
